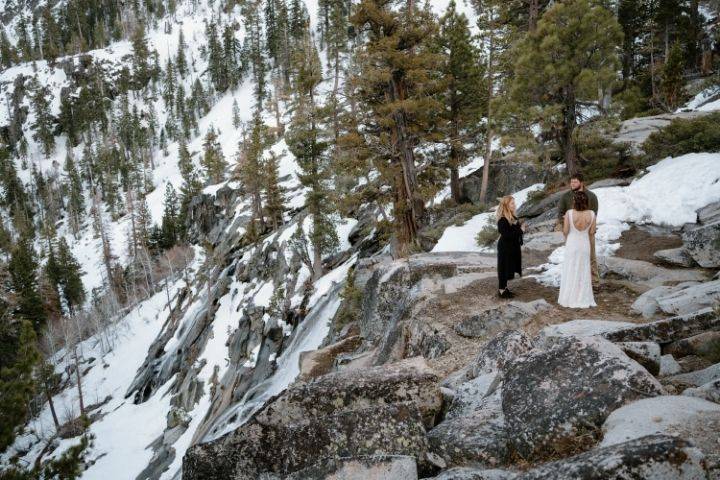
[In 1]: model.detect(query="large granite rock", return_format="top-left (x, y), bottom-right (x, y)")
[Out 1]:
top-left (284, 455), bottom-right (418, 480)
top-left (598, 256), bottom-right (708, 288)
top-left (683, 221), bottom-right (720, 268)
top-left (515, 435), bottom-right (708, 479)
top-left (183, 403), bottom-right (433, 479)
top-left (684, 379), bottom-right (720, 404)
top-left (455, 300), bottom-right (550, 339)
top-left (665, 331), bottom-right (720, 363)
top-left (459, 160), bottom-right (544, 207)
top-left (667, 362), bottom-right (720, 388)
top-left (653, 280), bottom-right (720, 317)
top-left (427, 391), bottom-right (508, 469)
top-left (601, 308), bottom-right (720, 344)
top-left (501, 337), bottom-right (664, 460)
top-left (255, 358), bottom-right (443, 428)
top-left (617, 341), bottom-right (661, 376)
top-left (601, 396), bottom-right (720, 457)
top-left (697, 201), bottom-right (720, 225)
top-left (298, 335), bottom-right (363, 380)
top-left (429, 468), bottom-right (517, 480)
top-left (522, 231), bottom-right (565, 251)
top-left (471, 330), bottom-right (534, 378)
top-left (516, 189), bottom-right (565, 219)
top-left (654, 247), bottom-right (697, 268)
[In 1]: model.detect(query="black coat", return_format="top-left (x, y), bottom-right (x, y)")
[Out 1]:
top-left (497, 216), bottom-right (523, 284)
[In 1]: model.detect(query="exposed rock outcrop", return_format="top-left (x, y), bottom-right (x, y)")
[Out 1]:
top-left (516, 435), bottom-right (708, 479)
top-left (501, 337), bottom-right (664, 460)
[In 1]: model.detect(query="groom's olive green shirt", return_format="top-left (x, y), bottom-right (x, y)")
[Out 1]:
top-left (557, 188), bottom-right (599, 223)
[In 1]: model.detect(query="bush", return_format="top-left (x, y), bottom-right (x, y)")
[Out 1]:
top-left (642, 112), bottom-right (720, 162)
top-left (576, 120), bottom-right (635, 182)
top-left (475, 218), bottom-right (498, 248)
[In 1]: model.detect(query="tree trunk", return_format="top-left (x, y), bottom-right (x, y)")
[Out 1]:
top-left (45, 382), bottom-right (60, 429)
top-left (562, 87), bottom-right (578, 175)
top-left (449, 166), bottom-right (461, 204)
top-left (389, 77), bottom-right (423, 252)
top-left (528, 0), bottom-right (539, 32)
top-left (73, 348), bottom-right (85, 415)
top-left (479, 29), bottom-right (495, 206)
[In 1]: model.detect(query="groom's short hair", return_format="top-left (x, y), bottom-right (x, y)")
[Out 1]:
top-left (570, 172), bottom-right (584, 183)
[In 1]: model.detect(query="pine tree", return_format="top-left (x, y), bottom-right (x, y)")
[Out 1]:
top-left (263, 151), bottom-right (286, 230)
top-left (9, 238), bottom-right (46, 329)
top-left (660, 41), bottom-right (686, 111)
top-left (206, 19), bottom-right (228, 91)
top-left (0, 320), bottom-right (40, 452)
top-left (222, 24), bottom-right (241, 88)
top-left (232, 98), bottom-right (242, 129)
top-left (435, 0), bottom-right (486, 203)
top-left (286, 33), bottom-right (338, 279)
top-left (131, 23), bottom-right (152, 88)
top-left (56, 238), bottom-right (85, 313)
top-left (201, 126), bottom-right (227, 184)
top-left (160, 183), bottom-right (179, 248)
top-left (245, 0), bottom-right (267, 108)
top-left (31, 81), bottom-right (56, 157)
top-left (347, 0), bottom-right (442, 254)
top-left (163, 58), bottom-right (177, 109)
top-left (508, 0), bottom-right (622, 175)
top-left (178, 140), bottom-right (202, 202)
top-left (236, 111), bottom-right (268, 232)
top-left (177, 29), bottom-right (188, 77)
top-left (65, 150), bottom-right (85, 236)
top-left (0, 28), bottom-right (18, 67)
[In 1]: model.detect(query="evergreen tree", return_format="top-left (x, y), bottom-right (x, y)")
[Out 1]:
top-left (222, 24), bottom-right (241, 88)
top-left (201, 126), bottom-right (227, 184)
top-left (177, 29), bottom-right (188, 77)
top-left (65, 151), bottom-right (85, 236)
top-left (56, 238), bottom-right (85, 313)
top-left (160, 183), bottom-right (180, 248)
top-left (286, 33), bottom-right (338, 279)
top-left (0, 28), bottom-right (18, 67)
top-left (347, 0), bottom-right (441, 254)
top-left (9, 238), bottom-right (46, 329)
top-left (232, 98), bottom-right (242, 129)
top-left (263, 151), bottom-right (286, 230)
top-left (660, 41), bottom-right (686, 111)
top-left (31, 81), bottom-right (56, 157)
top-left (178, 140), bottom-right (202, 202)
top-left (206, 19), bottom-right (229, 91)
top-left (236, 110), bottom-right (267, 231)
top-left (131, 23), bottom-right (152, 88)
top-left (435, 0), bottom-right (486, 203)
top-left (0, 320), bottom-right (40, 452)
top-left (245, 0), bottom-right (267, 108)
top-left (508, 0), bottom-right (622, 175)
top-left (163, 58), bottom-right (177, 109)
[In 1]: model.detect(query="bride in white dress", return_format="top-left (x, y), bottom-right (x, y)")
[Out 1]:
top-left (558, 191), bottom-right (597, 309)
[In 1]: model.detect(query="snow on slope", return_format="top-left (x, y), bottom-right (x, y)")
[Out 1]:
top-left (535, 152), bottom-right (720, 286)
top-left (1, 249), bottom-right (204, 473)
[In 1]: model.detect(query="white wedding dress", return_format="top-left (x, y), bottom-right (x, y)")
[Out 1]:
top-left (558, 210), bottom-right (596, 309)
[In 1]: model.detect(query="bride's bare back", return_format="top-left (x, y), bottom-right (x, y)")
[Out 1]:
top-left (571, 209), bottom-right (594, 231)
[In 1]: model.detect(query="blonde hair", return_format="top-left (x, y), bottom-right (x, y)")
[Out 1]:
top-left (496, 196), bottom-right (517, 224)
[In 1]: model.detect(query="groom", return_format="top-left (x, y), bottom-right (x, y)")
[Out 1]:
top-left (557, 173), bottom-right (600, 285)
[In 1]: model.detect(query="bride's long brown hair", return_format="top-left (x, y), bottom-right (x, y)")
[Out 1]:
top-left (496, 196), bottom-right (517, 224)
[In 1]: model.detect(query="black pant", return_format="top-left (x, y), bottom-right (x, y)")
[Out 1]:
top-left (499, 275), bottom-right (508, 290)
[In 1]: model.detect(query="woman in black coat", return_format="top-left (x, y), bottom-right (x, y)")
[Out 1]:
top-left (496, 195), bottom-right (525, 299)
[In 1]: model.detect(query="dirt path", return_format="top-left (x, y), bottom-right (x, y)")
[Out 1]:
top-left (420, 271), bottom-right (645, 377)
